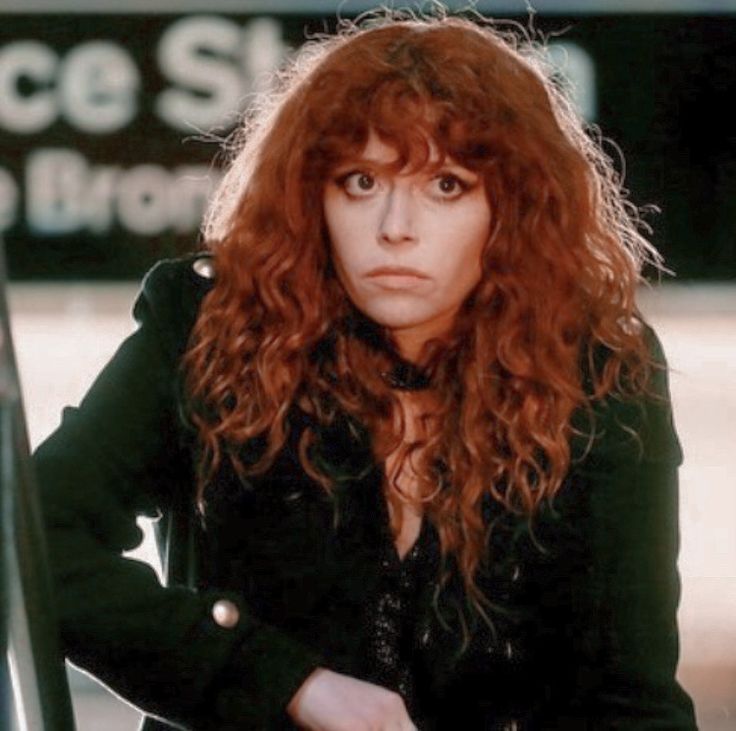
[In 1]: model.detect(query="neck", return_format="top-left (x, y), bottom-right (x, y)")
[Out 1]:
top-left (381, 358), bottom-right (432, 391)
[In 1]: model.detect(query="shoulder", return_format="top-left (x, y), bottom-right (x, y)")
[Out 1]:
top-left (133, 251), bottom-right (217, 360)
top-left (575, 321), bottom-right (682, 470)
top-left (138, 251), bottom-right (216, 309)
top-left (615, 321), bottom-right (681, 465)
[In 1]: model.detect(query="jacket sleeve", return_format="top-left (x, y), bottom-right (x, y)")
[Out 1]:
top-left (572, 325), bottom-right (697, 729)
top-left (32, 257), bottom-right (325, 730)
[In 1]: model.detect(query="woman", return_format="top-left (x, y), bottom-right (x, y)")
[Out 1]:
top-left (34, 8), bottom-right (698, 730)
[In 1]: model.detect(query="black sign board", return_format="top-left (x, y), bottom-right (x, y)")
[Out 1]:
top-left (1, 5), bottom-right (734, 280)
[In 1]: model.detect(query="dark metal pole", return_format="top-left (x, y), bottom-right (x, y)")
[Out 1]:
top-left (0, 237), bottom-right (76, 731)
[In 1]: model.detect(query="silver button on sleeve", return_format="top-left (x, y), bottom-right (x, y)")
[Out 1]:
top-left (211, 599), bottom-right (240, 628)
top-left (192, 257), bottom-right (215, 279)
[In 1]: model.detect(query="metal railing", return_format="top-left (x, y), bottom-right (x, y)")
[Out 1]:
top-left (0, 238), bottom-right (76, 731)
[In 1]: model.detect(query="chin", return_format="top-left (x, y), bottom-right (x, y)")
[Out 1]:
top-left (361, 308), bottom-right (434, 331)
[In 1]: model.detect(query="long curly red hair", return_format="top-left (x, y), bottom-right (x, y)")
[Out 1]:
top-left (183, 8), bottom-right (667, 633)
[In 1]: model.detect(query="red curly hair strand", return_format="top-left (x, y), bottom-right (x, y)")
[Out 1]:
top-left (182, 7), bottom-right (667, 640)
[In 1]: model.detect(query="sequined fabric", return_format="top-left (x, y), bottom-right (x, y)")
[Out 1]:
top-left (357, 516), bottom-right (433, 725)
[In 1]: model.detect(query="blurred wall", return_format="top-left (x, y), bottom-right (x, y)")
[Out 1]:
top-left (2, 1), bottom-right (736, 280)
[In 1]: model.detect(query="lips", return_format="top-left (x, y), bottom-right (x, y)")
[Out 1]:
top-left (366, 266), bottom-right (430, 279)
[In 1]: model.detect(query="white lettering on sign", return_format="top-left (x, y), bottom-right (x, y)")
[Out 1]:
top-left (0, 167), bottom-right (19, 232)
top-left (0, 41), bottom-right (58, 134)
top-left (547, 41), bottom-right (597, 121)
top-left (242, 17), bottom-right (292, 96)
top-left (156, 15), bottom-right (289, 131)
top-left (0, 22), bottom-right (590, 141)
top-left (59, 41), bottom-right (140, 134)
top-left (84, 164), bottom-right (120, 233)
top-left (0, 40), bottom-right (138, 135)
top-left (117, 164), bottom-right (172, 235)
top-left (156, 15), bottom-right (246, 131)
top-left (27, 148), bottom-right (87, 234)
top-left (25, 148), bottom-right (218, 236)
top-left (168, 165), bottom-right (218, 232)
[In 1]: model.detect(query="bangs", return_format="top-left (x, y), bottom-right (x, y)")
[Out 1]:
top-left (314, 78), bottom-right (490, 178)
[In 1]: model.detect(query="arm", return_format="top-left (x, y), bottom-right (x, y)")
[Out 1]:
top-left (575, 326), bottom-right (697, 728)
top-left (33, 257), bottom-right (325, 730)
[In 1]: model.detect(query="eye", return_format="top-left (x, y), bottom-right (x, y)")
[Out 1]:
top-left (432, 173), bottom-right (471, 198)
top-left (335, 170), bottom-right (377, 197)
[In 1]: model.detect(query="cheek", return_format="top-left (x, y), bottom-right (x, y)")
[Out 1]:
top-left (446, 227), bottom-right (487, 287)
top-left (328, 244), bottom-right (371, 311)
top-left (323, 199), bottom-right (364, 273)
top-left (443, 257), bottom-right (482, 305)
top-left (328, 236), bottom-right (361, 286)
top-left (324, 205), bottom-right (348, 277)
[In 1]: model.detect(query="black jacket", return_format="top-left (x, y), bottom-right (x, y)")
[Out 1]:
top-left (33, 254), bottom-right (698, 730)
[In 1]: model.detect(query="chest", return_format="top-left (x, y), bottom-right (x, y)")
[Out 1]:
top-left (381, 391), bottom-right (439, 561)
top-left (192, 408), bottom-right (596, 686)
top-left (196, 419), bottom-right (593, 612)
top-left (383, 443), bottom-right (425, 561)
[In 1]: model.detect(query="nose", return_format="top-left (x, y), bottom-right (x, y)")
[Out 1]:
top-left (378, 183), bottom-right (416, 246)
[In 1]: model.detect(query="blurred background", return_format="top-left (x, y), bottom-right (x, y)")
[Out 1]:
top-left (2, 0), bottom-right (735, 729)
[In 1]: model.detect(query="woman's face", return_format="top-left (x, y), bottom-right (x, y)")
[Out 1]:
top-left (323, 130), bottom-right (492, 362)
